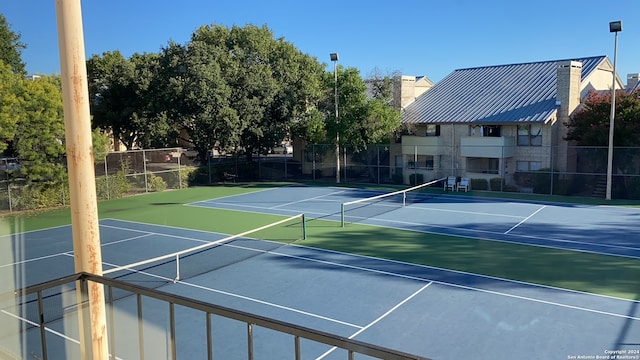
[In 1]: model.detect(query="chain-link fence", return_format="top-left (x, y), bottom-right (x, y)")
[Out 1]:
top-left (2, 144), bottom-right (640, 212)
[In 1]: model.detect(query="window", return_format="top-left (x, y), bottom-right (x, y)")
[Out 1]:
top-left (407, 155), bottom-right (434, 170)
top-left (516, 161), bottom-right (542, 171)
top-left (484, 125), bottom-right (501, 137)
top-left (467, 157), bottom-right (499, 174)
top-left (425, 124), bottom-right (440, 137)
top-left (517, 124), bottom-right (542, 146)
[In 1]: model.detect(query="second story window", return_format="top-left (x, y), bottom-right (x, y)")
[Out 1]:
top-left (517, 124), bottom-right (542, 146)
top-left (425, 124), bottom-right (440, 137)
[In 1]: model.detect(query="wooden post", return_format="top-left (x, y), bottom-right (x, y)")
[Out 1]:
top-left (54, 1), bottom-right (109, 359)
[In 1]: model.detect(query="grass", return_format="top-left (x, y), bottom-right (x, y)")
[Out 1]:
top-left (2, 182), bottom-right (640, 300)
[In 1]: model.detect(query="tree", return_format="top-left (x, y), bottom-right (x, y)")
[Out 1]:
top-left (566, 88), bottom-right (640, 196)
top-left (154, 39), bottom-right (238, 159)
top-left (295, 65), bottom-right (401, 180)
top-left (92, 128), bottom-right (110, 163)
top-left (87, 51), bottom-right (173, 150)
top-left (155, 24), bottom-right (325, 161)
top-left (0, 13), bottom-right (26, 75)
top-left (14, 75), bottom-right (66, 182)
top-left (0, 62), bottom-right (21, 154)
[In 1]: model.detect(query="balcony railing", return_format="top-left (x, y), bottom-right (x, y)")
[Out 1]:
top-left (460, 136), bottom-right (516, 158)
top-left (2, 272), bottom-right (430, 360)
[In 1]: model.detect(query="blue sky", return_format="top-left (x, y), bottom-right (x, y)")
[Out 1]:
top-left (1, 0), bottom-right (638, 84)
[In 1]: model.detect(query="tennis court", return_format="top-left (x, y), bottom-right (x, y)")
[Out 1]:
top-left (2, 184), bottom-right (640, 359)
top-left (190, 184), bottom-right (640, 258)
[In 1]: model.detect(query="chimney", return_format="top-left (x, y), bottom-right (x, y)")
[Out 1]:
top-left (628, 73), bottom-right (640, 91)
top-left (556, 60), bottom-right (582, 118)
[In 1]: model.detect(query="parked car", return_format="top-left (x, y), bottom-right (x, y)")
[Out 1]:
top-left (170, 147), bottom-right (199, 160)
top-left (0, 157), bottom-right (20, 171)
top-left (272, 144), bottom-right (293, 155)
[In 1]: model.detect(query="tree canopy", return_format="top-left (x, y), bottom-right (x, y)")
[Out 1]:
top-left (0, 13), bottom-right (26, 75)
top-left (566, 89), bottom-right (640, 146)
top-left (87, 24), bottom-right (335, 160)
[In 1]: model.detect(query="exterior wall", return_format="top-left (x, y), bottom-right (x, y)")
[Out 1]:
top-left (393, 75), bottom-right (433, 109)
top-left (400, 123), bottom-right (558, 186)
top-left (628, 74), bottom-right (640, 91)
top-left (582, 61), bottom-right (625, 93)
top-left (554, 61), bottom-right (582, 173)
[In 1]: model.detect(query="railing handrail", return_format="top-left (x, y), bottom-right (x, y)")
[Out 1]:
top-left (4, 272), bottom-right (431, 360)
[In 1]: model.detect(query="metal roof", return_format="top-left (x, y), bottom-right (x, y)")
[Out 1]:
top-left (403, 56), bottom-right (607, 124)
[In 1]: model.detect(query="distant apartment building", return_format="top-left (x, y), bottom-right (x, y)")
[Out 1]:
top-left (396, 56), bottom-right (632, 189)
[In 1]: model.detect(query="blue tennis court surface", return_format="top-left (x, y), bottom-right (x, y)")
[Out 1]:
top-left (3, 185), bottom-right (640, 359)
top-left (190, 186), bottom-right (640, 258)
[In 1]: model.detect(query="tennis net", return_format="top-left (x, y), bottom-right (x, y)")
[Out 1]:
top-left (9, 214), bottom-right (306, 331)
top-left (103, 213), bottom-right (306, 289)
top-left (341, 178), bottom-right (444, 226)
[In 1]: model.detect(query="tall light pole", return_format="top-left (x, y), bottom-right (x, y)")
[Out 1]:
top-left (606, 20), bottom-right (622, 200)
top-left (330, 52), bottom-right (340, 183)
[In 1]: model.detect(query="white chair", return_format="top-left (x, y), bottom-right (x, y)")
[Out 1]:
top-left (457, 177), bottom-right (470, 192)
top-left (444, 176), bottom-right (457, 191)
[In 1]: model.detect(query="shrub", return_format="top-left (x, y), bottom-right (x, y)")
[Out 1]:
top-left (471, 178), bottom-right (488, 190)
top-left (147, 172), bottom-right (167, 192)
top-left (489, 178), bottom-right (503, 191)
top-left (9, 182), bottom-right (69, 211)
top-left (409, 173), bottom-right (424, 186)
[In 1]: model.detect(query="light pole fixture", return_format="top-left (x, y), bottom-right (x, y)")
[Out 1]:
top-left (330, 52), bottom-right (340, 183)
top-left (606, 20), bottom-right (622, 200)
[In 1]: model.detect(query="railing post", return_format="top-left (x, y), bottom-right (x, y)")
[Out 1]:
top-left (170, 303), bottom-right (176, 360)
top-left (78, 278), bottom-right (93, 359)
top-left (206, 313), bottom-right (213, 360)
top-left (137, 293), bottom-right (145, 360)
top-left (108, 286), bottom-right (116, 360)
top-left (247, 323), bottom-right (254, 360)
top-left (37, 290), bottom-right (49, 360)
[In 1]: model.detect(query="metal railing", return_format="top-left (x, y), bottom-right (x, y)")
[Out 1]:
top-left (3, 272), bottom-right (430, 360)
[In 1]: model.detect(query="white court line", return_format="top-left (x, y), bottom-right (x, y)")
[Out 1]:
top-left (0, 223), bottom-right (71, 238)
top-left (352, 213), bottom-right (640, 257)
top-left (0, 309), bottom-right (125, 360)
top-left (406, 204), bottom-right (525, 219)
top-left (264, 246), bottom-right (640, 321)
top-left (184, 186), bottom-right (278, 205)
top-left (0, 252), bottom-right (71, 268)
top-left (100, 212), bottom-right (640, 328)
top-left (190, 201), bottom-right (334, 217)
top-left (100, 217), bottom-right (230, 238)
top-left (1, 309), bottom-right (80, 344)
top-left (315, 282), bottom-right (433, 360)
top-left (100, 258), bottom-right (362, 329)
top-left (100, 223), bottom-right (221, 245)
top-left (267, 191), bottom-right (344, 209)
top-left (504, 205), bottom-right (546, 234)
top-left (271, 189), bottom-right (348, 209)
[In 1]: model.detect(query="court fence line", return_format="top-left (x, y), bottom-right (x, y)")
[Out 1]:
top-left (3, 272), bottom-right (431, 360)
top-left (4, 144), bottom-right (640, 213)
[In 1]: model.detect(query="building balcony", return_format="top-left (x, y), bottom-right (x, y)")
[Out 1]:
top-left (401, 135), bottom-right (443, 155)
top-left (460, 136), bottom-right (516, 158)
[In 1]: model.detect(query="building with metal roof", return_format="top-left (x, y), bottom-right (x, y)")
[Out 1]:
top-left (393, 55), bottom-right (626, 191)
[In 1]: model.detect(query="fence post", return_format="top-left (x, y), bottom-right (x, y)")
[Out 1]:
top-left (143, 150), bottom-right (148, 193)
top-left (104, 158), bottom-right (109, 200)
top-left (207, 154), bottom-right (212, 186)
top-left (178, 149), bottom-right (183, 189)
top-left (343, 149), bottom-right (347, 183)
top-left (7, 184), bottom-right (12, 213)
